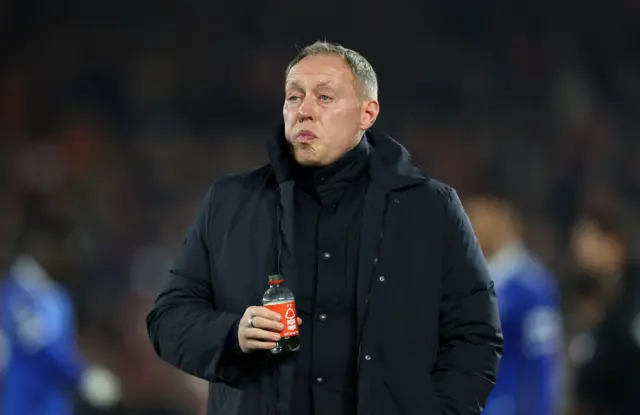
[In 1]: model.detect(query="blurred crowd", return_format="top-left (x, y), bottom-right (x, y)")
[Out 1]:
top-left (1, 0), bottom-right (640, 413)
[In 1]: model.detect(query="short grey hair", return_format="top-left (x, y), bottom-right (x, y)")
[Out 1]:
top-left (285, 41), bottom-right (378, 100)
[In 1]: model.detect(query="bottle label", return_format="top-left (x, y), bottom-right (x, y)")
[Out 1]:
top-left (264, 300), bottom-right (299, 337)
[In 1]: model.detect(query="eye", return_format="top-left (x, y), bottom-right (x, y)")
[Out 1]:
top-left (287, 96), bottom-right (300, 102)
top-left (319, 95), bottom-right (332, 101)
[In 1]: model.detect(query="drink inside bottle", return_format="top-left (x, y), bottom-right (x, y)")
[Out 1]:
top-left (262, 274), bottom-right (300, 354)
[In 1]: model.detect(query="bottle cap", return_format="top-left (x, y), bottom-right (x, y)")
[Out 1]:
top-left (268, 274), bottom-right (284, 285)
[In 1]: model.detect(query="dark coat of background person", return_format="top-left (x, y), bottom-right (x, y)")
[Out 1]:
top-left (575, 263), bottom-right (640, 415)
top-left (146, 128), bottom-right (503, 415)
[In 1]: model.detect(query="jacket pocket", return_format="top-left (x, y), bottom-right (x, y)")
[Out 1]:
top-left (368, 374), bottom-right (442, 415)
top-left (424, 380), bottom-right (442, 415)
top-left (210, 357), bottom-right (279, 415)
top-left (209, 381), bottom-right (230, 412)
top-left (369, 376), bottom-right (399, 415)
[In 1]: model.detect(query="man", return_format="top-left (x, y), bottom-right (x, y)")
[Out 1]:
top-left (466, 195), bottom-right (564, 415)
top-left (147, 41), bottom-right (503, 415)
top-left (0, 217), bottom-right (120, 415)
top-left (568, 206), bottom-right (640, 415)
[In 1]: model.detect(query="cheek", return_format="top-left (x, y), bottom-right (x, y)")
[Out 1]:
top-left (283, 110), bottom-right (297, 136)
top-left (324, 108), bottom-right (357, 129)
top-left (575, 238), bottom-right (599, 265)
top-left (283, 107), bottom-right (294, 122)
top-left (472, 222), bottom-right (491, 250)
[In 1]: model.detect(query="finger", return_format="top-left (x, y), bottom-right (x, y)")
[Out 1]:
top-left (245, 340), bottom-right (278, 351)
top-left (244, 328), bottom-right (281, 342)
top-left (297, 317), bottom-right (303, 326)
top-left (251, 316), bottom-right (284, 332)
top-left (241, 307), bottom-right (267, 328)
top-left (250, 306), bottom-right (283, 321)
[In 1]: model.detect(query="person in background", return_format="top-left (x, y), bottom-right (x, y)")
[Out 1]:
top-left (569, 205), bottom-right (640, 415)
top-left (0, 215), bottom-right (121, 415)
top-left (466, 194), bottom-right (564, 415)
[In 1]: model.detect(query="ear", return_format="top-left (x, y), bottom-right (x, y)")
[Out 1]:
top-left (359, 99), bottom-right (380, 131)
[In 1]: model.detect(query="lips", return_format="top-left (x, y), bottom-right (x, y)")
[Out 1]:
top-left (296, 130), bottom-right (317, 141)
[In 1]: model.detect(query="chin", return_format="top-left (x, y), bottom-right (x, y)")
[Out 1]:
top-left (292, 146), bottom-right (322, 167)
top-left (295, 156), bottom-right (324, 167)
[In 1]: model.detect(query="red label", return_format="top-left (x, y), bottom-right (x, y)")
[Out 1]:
top-left (264, 300), bottom-right (299, 337)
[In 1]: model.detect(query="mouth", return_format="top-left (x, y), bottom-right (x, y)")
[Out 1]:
top-left (296, 130), bottom-right (318, 142)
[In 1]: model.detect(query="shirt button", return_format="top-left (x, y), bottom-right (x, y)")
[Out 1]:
top-left (379, 276), bottom-right (385, 282)
top-left (319, 313), bottom-right (327, 322)
top-left (373, 257), bottom-right (378, 264)
top-left (364, 355), bottom-right (372, 361)
top-left (323, 252), bottom-right (331, 260)
top-left (316, 377), bottom-right (323, 383)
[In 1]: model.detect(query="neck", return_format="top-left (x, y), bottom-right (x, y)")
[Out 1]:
top-left (486, 237), bottom-right (521, 261)
top-left (294, 135), bottom-right (371, 205)
top-left (301, 134), bottom-right (367, 169)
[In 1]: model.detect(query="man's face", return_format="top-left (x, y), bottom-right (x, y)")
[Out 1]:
top-left (570, 220), bottom-right (624, 276)
top-left (283, 54), bottom-right (378, 167)
top-left (467, 200), bottom-right (497, 258)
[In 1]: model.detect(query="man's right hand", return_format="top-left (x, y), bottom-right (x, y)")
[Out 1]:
top-left (238, 306), bottom-right (284, 353)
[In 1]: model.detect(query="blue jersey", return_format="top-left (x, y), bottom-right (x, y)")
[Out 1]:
top-left (0, 256), bottom-right (86, 415)
top-left (483, 244), bottom-right (564, 415)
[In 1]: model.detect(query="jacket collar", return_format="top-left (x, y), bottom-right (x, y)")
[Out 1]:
top-left (292, 133), bottom-right (370, 193)
top-left (267, 125), bottom-right (427, 190)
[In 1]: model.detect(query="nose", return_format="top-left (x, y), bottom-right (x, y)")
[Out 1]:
top-left (297, 96), bottom-right (315, 121)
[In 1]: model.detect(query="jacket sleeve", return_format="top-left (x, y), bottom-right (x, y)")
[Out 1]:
top-left (432, 186), bottom-right (504, 414)
top-left (146, 185), bottom-right (245, 382)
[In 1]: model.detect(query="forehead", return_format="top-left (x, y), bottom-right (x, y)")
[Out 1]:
top-left (286, 54), bottom-right (355, 89)
top-left (572, 220), bottom-right (599, 241)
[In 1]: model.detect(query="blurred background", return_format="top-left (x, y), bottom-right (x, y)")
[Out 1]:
top-left (1, 0), bottom-right (640, 414)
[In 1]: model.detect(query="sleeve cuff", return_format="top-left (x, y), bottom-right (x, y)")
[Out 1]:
top-left (224, 318), bottom-right (243, 357)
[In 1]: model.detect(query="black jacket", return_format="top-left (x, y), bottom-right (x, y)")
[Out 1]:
top-left (576, 263), bottom-right (640, 415)
top-left (146, 129), bottom-right (503, 415)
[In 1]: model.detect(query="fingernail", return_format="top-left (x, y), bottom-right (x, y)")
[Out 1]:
top-left (278, 324), bottom-right (284, 330)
